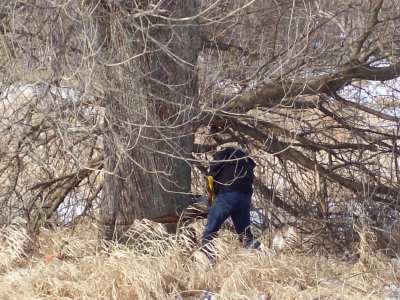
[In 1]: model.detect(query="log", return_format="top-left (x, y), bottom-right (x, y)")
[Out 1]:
top-left (149, 195), bottom-right (209, 227)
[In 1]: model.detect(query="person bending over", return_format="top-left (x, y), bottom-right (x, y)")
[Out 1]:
top-left (202, 147), bottom-right (261, 257)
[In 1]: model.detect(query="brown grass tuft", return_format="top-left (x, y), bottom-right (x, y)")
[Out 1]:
top-left (0, 220), bottom-right (399, 299)
top-left (0, 218), bottom-right (29, 273)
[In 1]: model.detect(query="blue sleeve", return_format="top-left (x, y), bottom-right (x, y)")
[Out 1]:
top-left (208, 149), bottom-right (228, 177)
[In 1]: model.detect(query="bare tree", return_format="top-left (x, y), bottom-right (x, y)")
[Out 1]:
top-left (1, 0), bottom-right (400, 249)
top-left (97, 1), bottom-right (201, 239)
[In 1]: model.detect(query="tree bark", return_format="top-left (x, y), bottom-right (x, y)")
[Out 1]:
top-left (99, 1), bottom-right (201, 240)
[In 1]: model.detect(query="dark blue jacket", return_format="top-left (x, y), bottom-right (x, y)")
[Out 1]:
top-left (208, 147), bottom-right (255, 195)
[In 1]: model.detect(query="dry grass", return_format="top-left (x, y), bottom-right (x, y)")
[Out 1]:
top-left (0, 220), bottom-right (399, 300)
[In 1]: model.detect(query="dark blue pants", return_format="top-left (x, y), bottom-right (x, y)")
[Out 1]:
top-left (202, 191), bottom-right (255, 249)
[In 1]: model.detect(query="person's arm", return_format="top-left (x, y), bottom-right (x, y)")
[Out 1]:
top-left (208, 149), bottom-right (228, 177)
top-left (208, 153), bottom-right (224, 177)
top-left (247, 157), bottom-right (256, 170)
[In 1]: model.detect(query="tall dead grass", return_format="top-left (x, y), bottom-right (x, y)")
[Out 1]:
top-left (0, 220), bottom-right (399, 300)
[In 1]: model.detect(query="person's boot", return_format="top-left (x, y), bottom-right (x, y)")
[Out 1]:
top-left (244, 239), bottom-right (261, 250)
top-left (241, 229), bottom-right (262, 250)
top-left (200, 290), bottom-right (214, 300)
top-left (200, 243), bottom-right (217, 265)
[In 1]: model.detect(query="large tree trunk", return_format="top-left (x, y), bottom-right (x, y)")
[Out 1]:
top-left (99, 1), bottom-right (201, 240)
